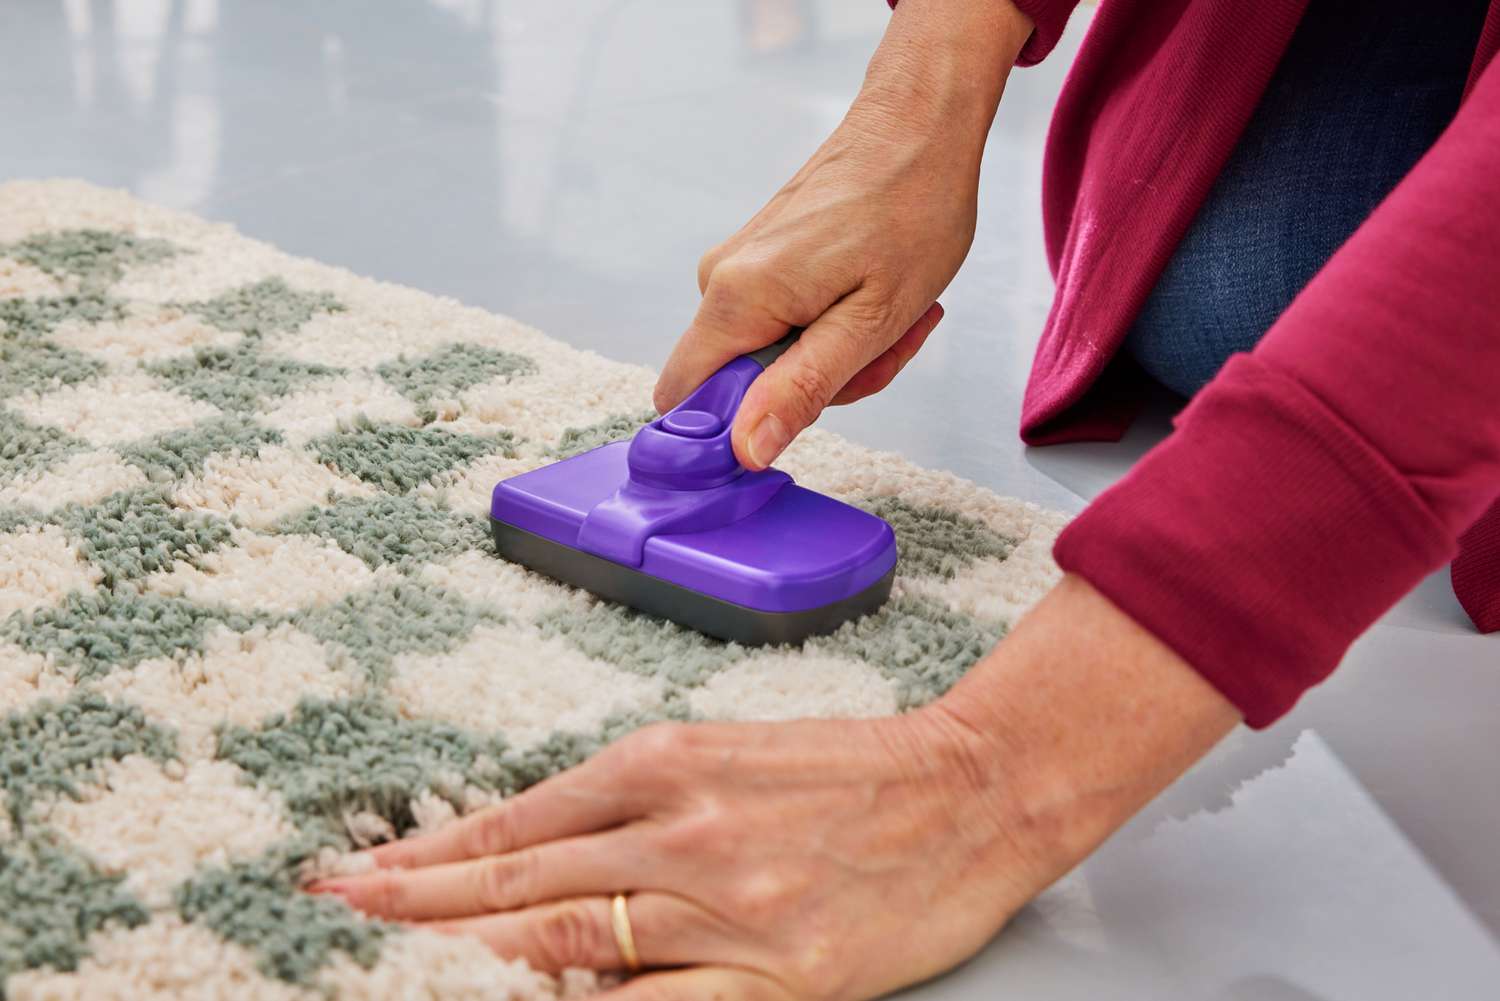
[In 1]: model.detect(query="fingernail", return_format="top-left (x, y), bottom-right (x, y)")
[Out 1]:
top-left (306, 879), bottom-right (348, 896)
top-left (746, 413), bottom-right (790, 469)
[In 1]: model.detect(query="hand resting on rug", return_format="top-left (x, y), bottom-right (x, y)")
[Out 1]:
top-left (309, 575), bottom-right (1238, 1000)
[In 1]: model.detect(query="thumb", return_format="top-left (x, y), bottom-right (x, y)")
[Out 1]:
top-left (731, 293), bottom-right (899, 471)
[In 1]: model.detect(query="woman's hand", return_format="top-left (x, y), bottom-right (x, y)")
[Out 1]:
top-left (654, 0), bottom-right (1035, 471)
top-left (308, 576), bottom-right (1241, 1001)
top-left (312, 709), bottom-right (1043, 1000)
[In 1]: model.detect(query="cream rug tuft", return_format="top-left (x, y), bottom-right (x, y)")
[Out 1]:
top-left (0, 180), bottom-right (1066, 1000)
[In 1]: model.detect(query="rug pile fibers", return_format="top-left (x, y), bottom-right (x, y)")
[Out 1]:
top-left (0, 180), bottom-right (1065, 1000)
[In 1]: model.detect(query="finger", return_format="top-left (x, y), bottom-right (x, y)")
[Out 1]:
top-left (597, 967), bottom-right (792, 1001)
top-left (424, 892), bottom-right (740, 974)
top-left (830, 301), bottom-right (943, 406)
top-left (356, 759), bottom-right (650, 872)
top-left (731, 291), bottom-right (912, 470)
top-left (655, 262), bottom-right (798, 414)
top-left (309, 831), bottom-right (652, 922)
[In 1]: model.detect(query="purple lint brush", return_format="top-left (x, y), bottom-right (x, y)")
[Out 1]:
top-left (489, 333), bottom-right (897, 644)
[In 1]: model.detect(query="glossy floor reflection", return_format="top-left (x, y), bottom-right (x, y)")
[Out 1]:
top-left (2, 2), bottom-right (1497, 997)
top-left (969, 730), bottom-right (1500, 1000)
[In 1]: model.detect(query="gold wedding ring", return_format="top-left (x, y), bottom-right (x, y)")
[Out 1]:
top-left (610, 893), bottom-right (642, 972)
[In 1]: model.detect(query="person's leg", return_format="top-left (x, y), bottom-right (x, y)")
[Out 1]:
top-left (1125, 0), bottom-right (1489, 398)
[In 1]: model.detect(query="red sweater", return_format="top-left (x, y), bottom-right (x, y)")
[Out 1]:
top-left (1008, 1), bottom-right (1500, 726)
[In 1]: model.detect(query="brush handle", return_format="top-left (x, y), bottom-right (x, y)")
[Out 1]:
top-left (627, 327), bottom-right (807, 491)
top-left (742, 328), bottom-right (802, 370)
top-left (577, 327), bottom-right (815, 565)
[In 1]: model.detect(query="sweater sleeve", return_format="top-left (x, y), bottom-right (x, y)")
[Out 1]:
top-left (887, 0), bottom-right (1082, 66)
top-left (1052, 58), bottom-right (1500, 728)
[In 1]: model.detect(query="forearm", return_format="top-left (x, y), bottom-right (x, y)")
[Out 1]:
top-left (856, 3), bottom-right (1239, 874)
top-left (856, 0), bottom-right (1034, 153)
top-left (929, 574), bottom-right (1241, 878)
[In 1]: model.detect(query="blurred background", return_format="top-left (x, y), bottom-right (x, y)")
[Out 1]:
top-left (0, 0), bottom-right (1082, 510)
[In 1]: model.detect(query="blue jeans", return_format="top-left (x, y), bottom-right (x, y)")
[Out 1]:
top-left (1125, 0), bottom-right (1488, 398)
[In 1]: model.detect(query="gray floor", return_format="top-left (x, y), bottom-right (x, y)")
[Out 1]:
top-left (3, 2), bottom-right (1497, 998)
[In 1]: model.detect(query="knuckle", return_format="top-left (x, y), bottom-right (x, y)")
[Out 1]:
top-left (656, 797), bottom-right (732, 856)
top-left (461, 805), bottom-right (515, 858)
top-left (729, 869), bottom-right (798, 921)
top-left (710, 254), bottom-right (798, 318)
top-left (697, 243), bottom-right (727, 291)
top-left (708, 255), bottom-right (761, 294)
top-left (476, 853), bottom-right (531, 910)
top-left (844, 296), bottom-right (896, 334)
top-left (790, 935), bottom-right (847, 996)
top-left (372, 842), bottom-right (413, 870)
top-left (609, 722), bottom-right (720, 797)
top-left (603, 729), bottom-right (668, 786)
top-left (626, 722), bottom-right (690, 766)
top-left (534, 901), bottom-right (606, 969)
top-left (783, 362), bottom-right (837, 415)
top-left (366, 871), bottom-right (407, 917)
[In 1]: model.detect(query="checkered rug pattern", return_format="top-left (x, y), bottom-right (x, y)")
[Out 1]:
top-left (0, 180), bottom-right (1066, 1000)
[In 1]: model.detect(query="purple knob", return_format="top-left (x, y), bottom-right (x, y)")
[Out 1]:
top-left (573, 351), bottom-right (798, 566)
top-left (625, 357), bottom-right (762, 490)
top-left (661, 409), bottom-right (722, 438)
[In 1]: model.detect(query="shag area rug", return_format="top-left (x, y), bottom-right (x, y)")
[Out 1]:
top-left (0, 180), bottom-right (1067, 1000)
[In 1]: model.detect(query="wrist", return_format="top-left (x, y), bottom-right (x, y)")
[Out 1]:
top-left (854, 0), bottom-right (1031, 147)
top-left (884, 701), bottom-right (1058, 908)
top-left (933, 575), bottom-right (1242, 880)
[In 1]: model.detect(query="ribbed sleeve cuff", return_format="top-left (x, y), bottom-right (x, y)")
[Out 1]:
top-left (1453, 499), bottom-right (1500, 632)
top-left (1053, 355), bottom-right (1455, 727)
top-left (1008, 0), bottom-right (1081, 65)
